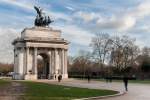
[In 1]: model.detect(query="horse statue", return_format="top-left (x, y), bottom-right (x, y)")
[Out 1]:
top-left (34, 6), bottom-right (54, 27)
top-left (43, 16), bottom-right (54, 27)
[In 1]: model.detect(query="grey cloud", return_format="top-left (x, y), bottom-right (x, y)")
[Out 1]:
top-left (86, 2), bottom-right (150, 32)
top-left (0, 27), bottom-right (20, 63)
top-left (73, 11), bottom-right (101, 23)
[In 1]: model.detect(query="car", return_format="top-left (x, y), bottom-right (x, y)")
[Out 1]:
top-left (6, 72), bottom-right (14, 77)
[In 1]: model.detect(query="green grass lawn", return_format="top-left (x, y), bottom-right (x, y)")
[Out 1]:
top-left (0, 79), bottom-right (10, 89)
top-left (1, 78), bottom-right (149, 100)
top-left (19, 81), bottom-right (117, 100)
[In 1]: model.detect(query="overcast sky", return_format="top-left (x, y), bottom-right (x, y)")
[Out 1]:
top-left (0, 0), bottom-right (150, 63)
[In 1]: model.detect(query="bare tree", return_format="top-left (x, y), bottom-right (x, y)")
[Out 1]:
top-left (0, 62), bottom-right (13, 74)
top-left (137, 47), bottom-right (150, 76)
top-left (90, 33), bottom-right (112, 70)
top-left (70, 49), bottom-right (92, 77)
top-left (110, 35), bottom-right (140, 70)
top-left (67, 56), bottom-right (75, 74)
top-left (37, 58), bottom-right (44, 74)
top-left (78, 49), bottom-right (92, 76)
top-left (142, 46), bottom-right (150, 57)
top-left (67, 56), bottom-right (75, 67)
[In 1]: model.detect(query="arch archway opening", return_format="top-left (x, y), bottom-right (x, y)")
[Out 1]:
top-left (37, 53), bottom-right (50, 79)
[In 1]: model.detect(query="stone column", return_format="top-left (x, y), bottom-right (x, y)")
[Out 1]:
top-left (13, 49), bottom-right (16, 73)
top-left (26, 47), bottom-right (29, 74)
top-left (34, 47), bottom-right (37, 74)
top-left (49, 51), bottom-right (51, 74)
top-left (17, 47), bottom-right (22, 74)
top-left (43, 59), bottom-right (45, 74)
top-left (45, 50), bottom-right (52, 79)
top-left (64, 49), bottom-right (68, 74)
top-left (23, 47), bottom-right (26, 74)
top-left (51, 49), bottom-right (54, 74)
top-left (58, 49), bottom-right (61, 74)
top-left (61, 49), bottom-right (65, 74)
top-left (54, 48), bottom-right (58, 74)
top-left (15, 50), bottom-right (18, 74)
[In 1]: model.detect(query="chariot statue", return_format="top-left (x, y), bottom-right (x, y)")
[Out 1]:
top-left (34, 6), bottom-right (54, 27)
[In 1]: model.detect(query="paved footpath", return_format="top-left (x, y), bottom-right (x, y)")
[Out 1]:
top-left (37, 79), bottom-right (150, 100)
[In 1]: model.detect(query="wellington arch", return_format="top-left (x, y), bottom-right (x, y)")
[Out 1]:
top-left (12, 27), bottom-right (69, 80)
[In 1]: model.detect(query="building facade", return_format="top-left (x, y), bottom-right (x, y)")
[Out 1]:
top-left (12, 27), bottom-right (69, 80)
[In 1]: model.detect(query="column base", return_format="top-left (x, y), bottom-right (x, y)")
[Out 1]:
top-left (24, 74), bottom-right (37, 80)
top-left (48, 74), bottom-right (68, 80)
top-left (48, 74), bottom-right (55, 80)
top-left (13, 73), bottom-right (25, 80)
top-left (61, 74), bottom-right (68, 79)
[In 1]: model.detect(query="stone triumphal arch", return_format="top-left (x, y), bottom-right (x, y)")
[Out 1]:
top-left (12, 27), bottom-right (69, 80)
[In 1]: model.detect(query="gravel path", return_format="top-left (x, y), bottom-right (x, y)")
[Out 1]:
top-left (0, 81), bottom-right (26, 100)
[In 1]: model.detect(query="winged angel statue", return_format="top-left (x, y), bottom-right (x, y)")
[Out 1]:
top-left (34, 6), bottom-right (54, 27)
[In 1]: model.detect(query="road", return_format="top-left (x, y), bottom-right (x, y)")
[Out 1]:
top-left (38, 79), bottom-right (150, 100)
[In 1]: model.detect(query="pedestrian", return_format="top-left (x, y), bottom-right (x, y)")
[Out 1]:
top-left (55, 75), bottom-right (56, 80)
top-left (123, 73), bottom-right (128, 91)
top-left (106, 75), bottom-right (109, 82)
top-left (60, 74), bottom-right (62, 80)
top-left (109, 75), bottom-right (112, 83)
top-left (88, 75), bottom-right (90, 83)
top-left (58, 75), bottom-right (61, 82)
